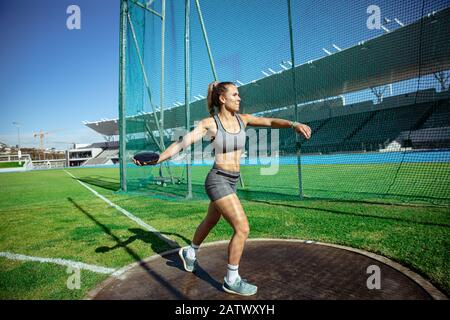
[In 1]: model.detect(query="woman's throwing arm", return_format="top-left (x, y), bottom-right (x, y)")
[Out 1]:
top-left (157, 118), bottom-right (210, 164)
top-left (241, 114), bottom-right (311, 139)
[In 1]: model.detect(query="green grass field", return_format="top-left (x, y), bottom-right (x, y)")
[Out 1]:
top-left (0, 162), bottom-right (25, 168)
top-left (0, 165), bottom-right (448, 299)
top-left (130, 162), bottom-right (450, 205)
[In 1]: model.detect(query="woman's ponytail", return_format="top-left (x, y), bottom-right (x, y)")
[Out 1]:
top-left (207, 81), bottom-right (219, 116)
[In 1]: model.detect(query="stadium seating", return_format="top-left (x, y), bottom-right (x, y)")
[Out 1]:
top-left (348, 102), bottom-right (433, 148)
top-left (302, 112), bottom-right (375, 147)
top-left (420, 101), bottom-right (450, 129)
top-left (288, 94), bottom-right (448, 154)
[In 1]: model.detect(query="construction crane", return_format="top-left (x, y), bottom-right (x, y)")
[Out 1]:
top-left (33, 130), bottom-right (48, 152)
top-left (33, 129), bottom-right (65, 159)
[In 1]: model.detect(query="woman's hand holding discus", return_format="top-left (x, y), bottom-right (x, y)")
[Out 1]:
top-left (132, 152), bottom-right (160, 166)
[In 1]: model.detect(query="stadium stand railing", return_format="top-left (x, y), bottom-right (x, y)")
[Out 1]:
top-left (82, 148), bottom-right (119, 166)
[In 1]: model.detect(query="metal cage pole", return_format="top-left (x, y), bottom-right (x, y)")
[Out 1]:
top-left (194, 0), bottom-right (218, 81)
top-left (159, 0), bottom-right (176, 184)
top-left (119, 0), bottom-right (128, 192)
top-left (185, 0), bottom-right (193, 199)
top-left (287, 0), bottom-right (303, 198)
top-left (160, 0), bottom-right (166, 133)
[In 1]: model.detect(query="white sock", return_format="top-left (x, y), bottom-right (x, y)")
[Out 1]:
top-left (186, 243), bottom-right (199, 260)
top-left (226, 264), bottom-right (239, 284)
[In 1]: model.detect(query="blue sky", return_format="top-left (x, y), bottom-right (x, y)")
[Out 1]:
top-left (0, 0), bottom-right (447, 150)
top-left (0, 0), bottom-right (119, 149)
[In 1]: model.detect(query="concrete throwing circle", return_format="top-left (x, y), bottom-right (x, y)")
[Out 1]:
top-left (86, 239), bottom-right (447, 300)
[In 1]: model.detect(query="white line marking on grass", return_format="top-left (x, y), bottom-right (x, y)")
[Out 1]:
top-left (0, 252), bottom-right (116, 275)
top-left (63, 170), bottom-right (178, 248)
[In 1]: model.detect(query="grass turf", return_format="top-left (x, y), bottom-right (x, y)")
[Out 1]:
top-left (0, 162), bottom-right (25, 168)
top-left (129, 162), bottom-right (450, 205)
top-left (0, 166), bottom-right (448, 299)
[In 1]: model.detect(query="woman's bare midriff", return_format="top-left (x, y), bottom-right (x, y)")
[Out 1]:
top-left (214, 150), bottom-right (242, 173)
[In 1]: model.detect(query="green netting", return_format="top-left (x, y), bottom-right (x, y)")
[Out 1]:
top-left (119, 0), bottom-right (450, 205)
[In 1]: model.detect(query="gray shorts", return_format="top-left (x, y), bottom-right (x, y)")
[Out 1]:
top-left (205, 165), bottom-right (240, 202)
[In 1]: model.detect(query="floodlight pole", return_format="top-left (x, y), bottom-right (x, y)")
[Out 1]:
top-left (287, 0), bottom-right (303, 198)
top-left (12, 122), bottom-right (20, 150)
top-left (119, 0), bottom-right (128, 192)
top-left (185, 0), bottom-right (193, 199)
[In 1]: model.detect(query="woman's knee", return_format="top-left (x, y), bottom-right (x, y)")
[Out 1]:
top-left (234, 221), bottom-right (250, 237)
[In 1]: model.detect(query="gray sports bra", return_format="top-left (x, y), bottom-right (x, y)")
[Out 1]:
top-left (212, 114), bottom-right (246, 154)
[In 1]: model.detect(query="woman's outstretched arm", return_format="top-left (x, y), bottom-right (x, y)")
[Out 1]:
top-left (240, 114), bottom-right (311, 139)
top-left (157, 118), bottom-right (211, 164)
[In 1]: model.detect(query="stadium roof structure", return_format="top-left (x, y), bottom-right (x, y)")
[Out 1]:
top-left (83, 119), bottom-right (119, 137)
top-left (85, 6), bottom-right (450, 136)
